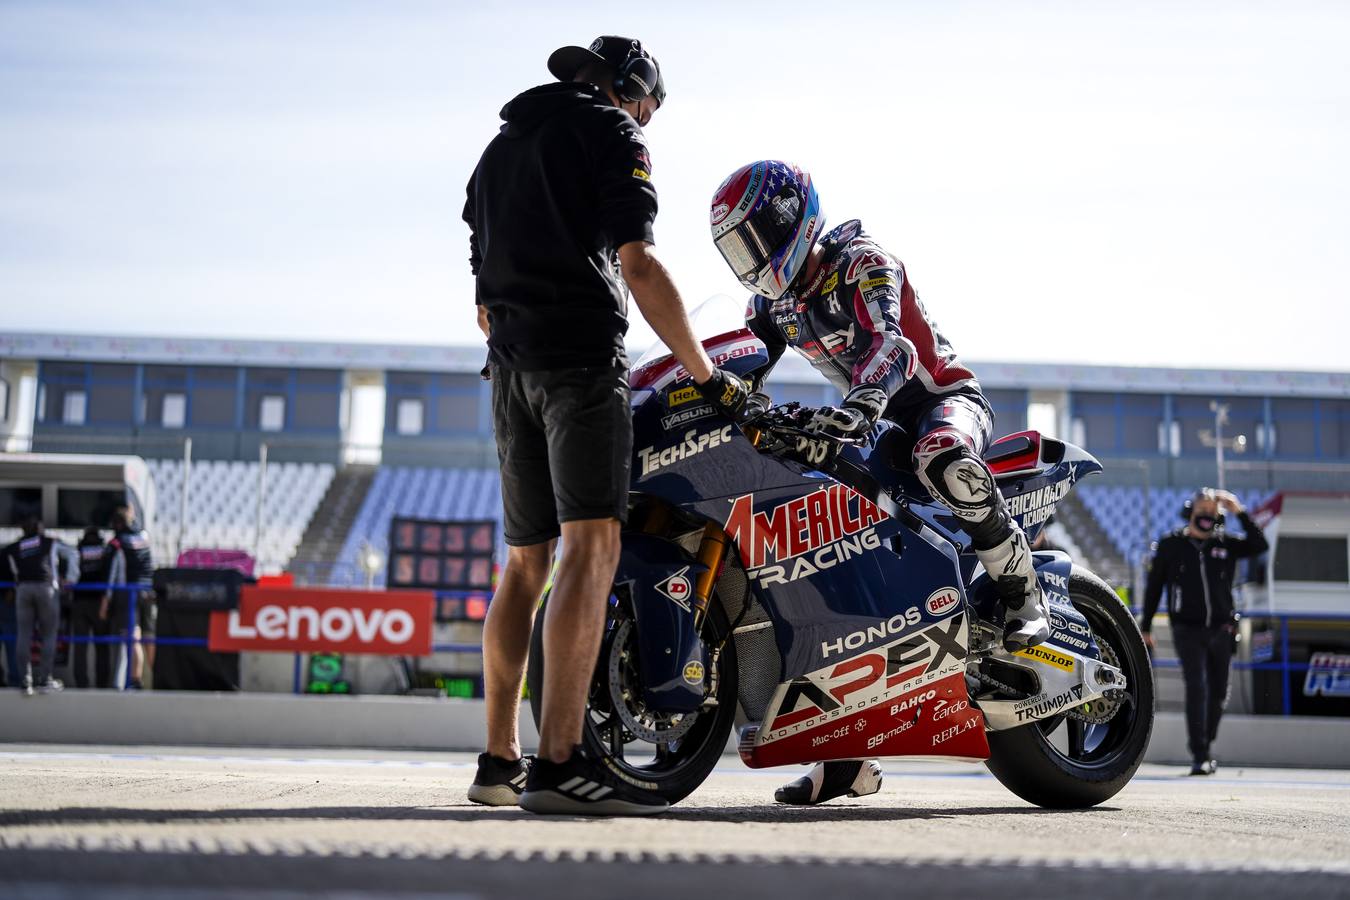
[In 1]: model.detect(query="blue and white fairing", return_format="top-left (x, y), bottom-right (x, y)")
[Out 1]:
top-left (627, 328), bottom-right (972, 682)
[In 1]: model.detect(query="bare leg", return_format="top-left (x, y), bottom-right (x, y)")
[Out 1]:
top-left (129, 626), bottom-right (144, 684)
top-left (538, 517), bottom-right (621, 763)
top-left (482, 539), bottom-right (556, 761)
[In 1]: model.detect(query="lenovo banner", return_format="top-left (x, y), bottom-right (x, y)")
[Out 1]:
top-left (208, 587), bottom-right (435, 656)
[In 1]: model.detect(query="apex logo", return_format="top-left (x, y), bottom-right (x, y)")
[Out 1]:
top-left (765, 614), bottom-right (968, 738)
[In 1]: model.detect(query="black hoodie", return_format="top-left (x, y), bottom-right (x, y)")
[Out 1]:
top-left (464, 82), bottom-right (658, 370)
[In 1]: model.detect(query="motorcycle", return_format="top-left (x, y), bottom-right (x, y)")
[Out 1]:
top-left (527, 301), bottom-right (1154, 809)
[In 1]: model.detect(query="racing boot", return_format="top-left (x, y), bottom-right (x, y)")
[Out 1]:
top-left (976, 528), bottom-right (1051, 652)
top-left (774, 760), bottom-right (883, 805)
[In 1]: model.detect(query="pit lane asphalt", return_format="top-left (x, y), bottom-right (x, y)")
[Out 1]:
top-left (1, 745), bottom-right (1347, 899)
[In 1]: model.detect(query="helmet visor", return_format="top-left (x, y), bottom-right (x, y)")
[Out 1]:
top-left (714, 185), bottom-right (803, 279)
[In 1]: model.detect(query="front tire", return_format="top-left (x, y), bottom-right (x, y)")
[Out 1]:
top-left (526, 587), bottom-right (737, 804)
top-left (984, 566), bottom-right (1154, 808)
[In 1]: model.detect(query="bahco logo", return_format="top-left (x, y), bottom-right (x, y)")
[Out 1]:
top-left (209, 587), bottom-right (434, 657)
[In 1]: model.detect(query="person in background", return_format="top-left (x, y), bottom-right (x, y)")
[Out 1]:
top-left (108, 505), bottom-right (155, 690)
top-left (1, 518), bottom-right (78, 695)
top-left (1141, 488), bottom-right (1267, 775)
top-left (71, 525), bottom-right (115, 689)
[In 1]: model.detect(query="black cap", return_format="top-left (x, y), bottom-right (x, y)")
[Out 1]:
top-left (547, 35), bottom-right (666, 106)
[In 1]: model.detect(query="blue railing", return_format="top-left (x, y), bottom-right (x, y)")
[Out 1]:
top-left (1142, 609), bottom-right (1350, 716)
top-left (0, 581), bottom-right (489, 694)
top-left (6, 581), bottom-right (1346, 713)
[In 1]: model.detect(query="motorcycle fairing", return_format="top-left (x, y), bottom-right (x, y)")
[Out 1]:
top-left (967, 551), bottom-right (1102, 662)
top-left (612, 533), bottom-right (711, 713)
top-left (738, 611), bottom-right (989, 768)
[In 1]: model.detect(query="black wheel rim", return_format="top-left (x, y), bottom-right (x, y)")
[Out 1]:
top-left (1035, 599), bottom-right (1146, 770)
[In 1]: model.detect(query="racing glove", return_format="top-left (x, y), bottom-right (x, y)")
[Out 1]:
top-left (805, 386), bottom-right (888, 439)
top-left (842, 384), bottom-right (888, 425)
top-left (696, 367), bottom-right (751, 420)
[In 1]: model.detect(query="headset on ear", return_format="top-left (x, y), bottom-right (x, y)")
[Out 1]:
top-left (1180, 487), bottom-right (1225, 525)
top-left (613, 40), bottom-right (658, 103)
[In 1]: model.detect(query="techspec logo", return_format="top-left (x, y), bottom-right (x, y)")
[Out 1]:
top-left (639, 425), bottom-right (734, 477)
top-left (723, 485), bottom-right (890, 588)
top-left (763, 614), bottom-right (968, 740)
top-left (208, 587), bottom-right (434, 656)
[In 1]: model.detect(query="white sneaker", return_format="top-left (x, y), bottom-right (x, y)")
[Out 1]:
top-left (38, 678), bottom-right (64, 695)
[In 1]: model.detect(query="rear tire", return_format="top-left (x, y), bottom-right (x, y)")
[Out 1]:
top-left (984, 566), bottom-right (1154, 808)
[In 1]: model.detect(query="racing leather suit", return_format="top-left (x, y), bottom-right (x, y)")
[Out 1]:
top-left (745, 220), bottom-right (1044, 640)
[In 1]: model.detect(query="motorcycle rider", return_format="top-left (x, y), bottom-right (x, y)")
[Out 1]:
top-left (708, 160), bottom-right (1051, 805)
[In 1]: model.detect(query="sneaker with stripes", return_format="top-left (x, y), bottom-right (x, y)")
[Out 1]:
top-left (467, 752), bottom-right (531, 807)
top-left (519, 748), bottom-right (669, 816)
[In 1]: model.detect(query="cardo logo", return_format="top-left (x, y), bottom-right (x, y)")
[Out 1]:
top-left (227, 604), bottom-right (416, 646)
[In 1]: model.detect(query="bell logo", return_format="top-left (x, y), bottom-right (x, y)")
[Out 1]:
top-left (925, 587), bottom-right (961, 617)
top-left (209, 586), bottom-right (434, 657)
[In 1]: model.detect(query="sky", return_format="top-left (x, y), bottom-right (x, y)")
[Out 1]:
top-left (1, 0), bottom-right (1348, 371)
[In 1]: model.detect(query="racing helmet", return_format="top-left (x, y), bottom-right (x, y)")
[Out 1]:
top-left (710, 160), bottom-right (823, 300)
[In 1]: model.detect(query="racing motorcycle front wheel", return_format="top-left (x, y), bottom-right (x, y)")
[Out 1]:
top-left (984, 566), bottom-right (1154, 808)
top-left (526, 586), bottom-right (738, 804)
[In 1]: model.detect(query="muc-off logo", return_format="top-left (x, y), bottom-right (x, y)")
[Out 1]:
top-left (764, 614), bottom-right (968, 741)
top-left (723, 485), bottom-right (889, 588)
top-left (1008, 479), bottom-right (1071, 528)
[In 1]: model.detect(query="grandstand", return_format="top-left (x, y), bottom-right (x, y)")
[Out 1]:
top-left (145, 459), bottom-right (334, 574)
top-left (2, 330), bottom-right (1349, 590)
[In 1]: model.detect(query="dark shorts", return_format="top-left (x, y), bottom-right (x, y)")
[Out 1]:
top-left (491, 363), bottom-right (632, 546)
top-left (111, 588), bottom-right (157, 636)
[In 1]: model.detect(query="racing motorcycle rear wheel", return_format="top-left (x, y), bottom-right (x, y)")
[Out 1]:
top-left (984, 566), bottom-right (1154, 808)
top-left (526, 586), bottom-right (738, 804)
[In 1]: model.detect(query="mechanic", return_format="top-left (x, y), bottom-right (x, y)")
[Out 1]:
top-left (464, 35), bottom-right (744, 815)
top-left (108, 505), bottom-right (155, 690)
top-left (1, 518), bottom-right (78, 695)
top-left (71, 525), bottom-right (115, 689)
top-left (1141, 488), bottom-right (1267, 775)
top-left (706, 160), bottom-right (1051, 806)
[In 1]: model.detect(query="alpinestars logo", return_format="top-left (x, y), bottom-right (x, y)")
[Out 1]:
top-left (764, 614), bottom-right (969, 740)
top-left (724, 485), bottom-right (889, 588)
